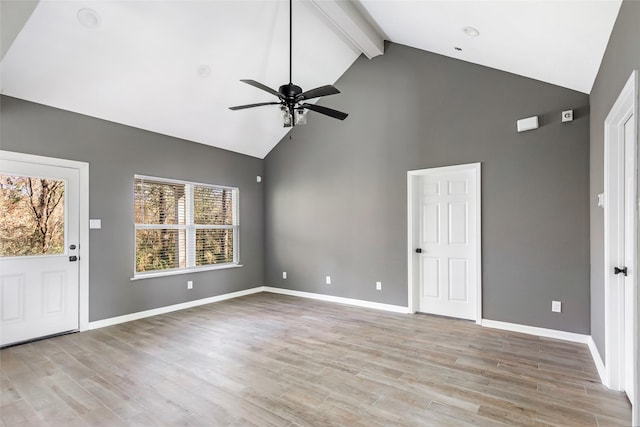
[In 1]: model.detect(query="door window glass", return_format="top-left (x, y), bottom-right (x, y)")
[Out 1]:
top-left (0, 174), bottom-right (65, 257)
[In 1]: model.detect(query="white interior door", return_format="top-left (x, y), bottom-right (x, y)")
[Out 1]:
top-left (604, 70), bottom-right (638, 423)
top-left (0, 159), bottom-right (80, 346)
top-left (623, 111), bottom-right (636, 404)
top-left (416, 164), bottom-right (480, 321)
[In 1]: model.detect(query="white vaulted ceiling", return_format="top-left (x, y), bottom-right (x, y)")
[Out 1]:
top-left (358, 0), bottom-right (622, 94)
top-left (1, 0), bottom-right (623, 158)
top-left (0, 0), bottom-right (361, 158)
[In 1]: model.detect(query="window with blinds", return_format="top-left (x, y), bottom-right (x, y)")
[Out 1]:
top-left (134, 175), bottom-right (239, 276)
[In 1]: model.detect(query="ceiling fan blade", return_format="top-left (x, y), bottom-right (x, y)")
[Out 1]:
top-left (229, 102), bottom-right (281, 111)
top-left (297, 85), bottom-right (340, 101)
top-left (240, 79), bottom-right (283, 98)
top-left (301, 103), bottom-right (348, 120)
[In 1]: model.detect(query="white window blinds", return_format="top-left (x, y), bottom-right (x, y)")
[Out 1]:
top-left (134, 175), bottom-right (239, 275)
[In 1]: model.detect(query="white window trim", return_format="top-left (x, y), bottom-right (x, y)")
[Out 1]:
top-left (130, 263), bottom-right (243, 281)
top-left (133, 174), bottom-right (239, 279)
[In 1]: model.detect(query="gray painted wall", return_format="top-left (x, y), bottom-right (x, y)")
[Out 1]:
top-left (264, 42), bottom-right (591, 334)
top-left (589, 0), bottom-right (640, 355)
top-left (0, 96), bottom-right (264, 321)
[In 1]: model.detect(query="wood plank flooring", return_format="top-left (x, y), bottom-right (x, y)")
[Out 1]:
top-left (0, 293), bottom-right (632, 426)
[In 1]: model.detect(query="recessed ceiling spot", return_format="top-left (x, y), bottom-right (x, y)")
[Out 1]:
top-left (463, 26), bottom-right (480, 37)
top-left (77, 8), bottom-right (100, 29)
top-left (197, 65), bottom-right (212, 78)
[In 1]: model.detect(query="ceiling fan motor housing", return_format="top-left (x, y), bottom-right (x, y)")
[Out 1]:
top-left (280, 84), bottom-right (303, 100)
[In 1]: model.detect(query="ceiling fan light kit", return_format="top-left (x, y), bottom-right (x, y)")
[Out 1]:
top-left (229, 0), bottom-right (348, 127)
top-left (295, 108), bottom-right (307, 126)
top-left (280, 106), bottom-right (308, 128)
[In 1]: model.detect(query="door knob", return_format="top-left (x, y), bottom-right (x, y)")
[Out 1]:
top-left (69, 244), bottom-right (77, 250)
top-left (614, 266), bottom-right (628, 276)
top-left (416, 248), bottom-right (423, 253)
top-left (69, 256), bottom-right (78, 262)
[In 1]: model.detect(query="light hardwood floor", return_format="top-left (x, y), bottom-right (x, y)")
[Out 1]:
top-left (0, 293), bottom-right (632, 426)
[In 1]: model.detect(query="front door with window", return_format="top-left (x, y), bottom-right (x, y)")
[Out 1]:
top-left (0, 159), bottom-right (80, 346)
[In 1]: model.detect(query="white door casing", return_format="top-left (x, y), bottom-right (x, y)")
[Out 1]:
top-left (408, 163), bottom-right (481, 323)
top-left (603, 70), bottom-right (638, 423)
top-left (0, 151), bottom-right (89, 345)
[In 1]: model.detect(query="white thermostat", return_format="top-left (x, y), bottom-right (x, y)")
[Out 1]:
top-left (517, 116), bottom-right (539, 132)
top-left (562, 110), bottom-right (574, 123)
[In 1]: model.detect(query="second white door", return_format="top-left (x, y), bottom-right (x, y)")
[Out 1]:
top-left (622, 104), bottom-right (636, 404)
top-left (604, 71), bottom-right (637, 413)
top-left (417, 164), bottom-right (480, 321)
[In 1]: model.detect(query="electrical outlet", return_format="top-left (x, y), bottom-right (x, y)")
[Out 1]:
top-left (552, 300), bottom-right (561, 313)
top-left (282, 271), bottom-right (287, 279)
top-left (376, 281), bottom-right (382, 291)
top-left (325, 276), bottom-right (331, 285)
top-left (187, 280), bottom-right (193, 290)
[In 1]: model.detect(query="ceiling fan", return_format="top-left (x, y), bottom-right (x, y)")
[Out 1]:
top-left (229, 0), bottom-right (348, 127)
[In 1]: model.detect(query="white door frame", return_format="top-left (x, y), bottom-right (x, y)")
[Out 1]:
top-left (407, 163), bottom-right (482, 323)
top-left (0, 150), bottom-right (90, 332)
top-left (603, 70), bottom-right (639, 423)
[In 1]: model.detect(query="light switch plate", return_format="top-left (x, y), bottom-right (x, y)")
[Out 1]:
top-left (552, 301), bottom-right (562, 313)
top-left (89, 219), bottom-right (102, 229)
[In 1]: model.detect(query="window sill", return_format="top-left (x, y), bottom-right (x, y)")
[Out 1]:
top-left (130, 264), bottom-right (243, 281)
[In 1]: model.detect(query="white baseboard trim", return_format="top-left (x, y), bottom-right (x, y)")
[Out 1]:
top-left (587, 336), bottom-right (607, 385)
top-left (480, 319), bottom-right (591, 344)
top-left (467, 319), bottom-right (608, 386)
top-left (85, 286), bottom-right (264, 331)
top-left (262, 286), bottom-right (410, 314)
